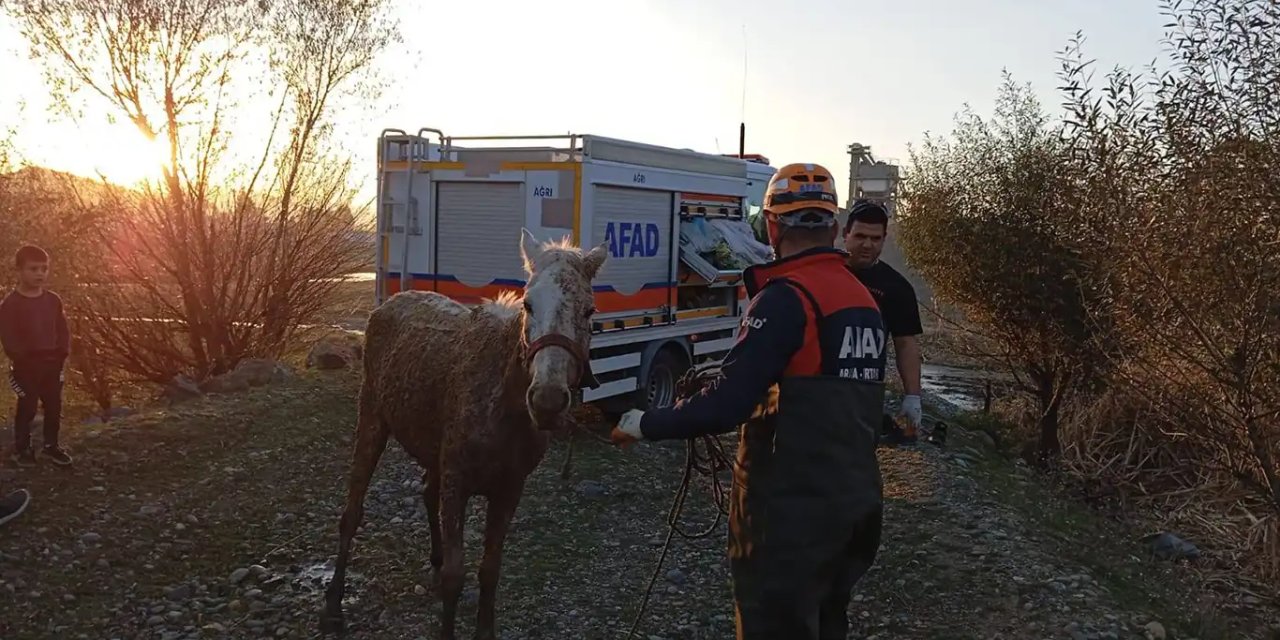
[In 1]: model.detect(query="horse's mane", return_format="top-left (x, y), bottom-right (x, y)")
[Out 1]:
top-left (483, 290), bottom-right (523, 321)
top-left (540, 235), bottom-right (578, 252)
top-left (484, 236), bottom-right (589, 320)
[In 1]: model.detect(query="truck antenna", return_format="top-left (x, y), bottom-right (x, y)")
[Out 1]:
top-left (739, 23), bottom-right (748, 158)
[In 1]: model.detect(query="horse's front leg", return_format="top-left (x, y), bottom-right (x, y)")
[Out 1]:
top-left (438, 484), bottom-right (468, 640)
top-left (320, 406), bottom-right (390, 634)
top-left (475, 484), bottom-right (522, 640)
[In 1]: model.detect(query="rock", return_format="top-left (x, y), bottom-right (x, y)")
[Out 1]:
top-left (576, 480), bottom-right (609, 498)
top-left (229, 568), bottom-right (250, 585)
top-left (80, 532), bottom-right (102, 544)
top-left (201, 359), bottom-right (293, 394)
top-left (166, 585), bottom-right (192, 601)
top-left (147, 615), bottom-right (165, 626)
top-left (248, 564), bottom-right (270, 578)
top-left (306, 330), bottom-right (364, 370)
top-left (162, 375), bottom-right (203, 403)
top-left (1143, 532), bottom-right (1201, 560)
top-left (664, 569), bottom-right (687, 585)
top-left (1143, 621), bottom-right (1166, 640)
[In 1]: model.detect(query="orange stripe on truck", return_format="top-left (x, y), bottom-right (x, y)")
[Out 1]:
top-left (384, 274), bottom-right (674, 313)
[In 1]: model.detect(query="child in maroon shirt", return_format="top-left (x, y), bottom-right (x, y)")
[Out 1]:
top-left (1, 245), bottom-right (73, 467)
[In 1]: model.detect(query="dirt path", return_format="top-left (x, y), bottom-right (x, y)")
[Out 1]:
top-left (0, 371), bottom-right (1275, 640)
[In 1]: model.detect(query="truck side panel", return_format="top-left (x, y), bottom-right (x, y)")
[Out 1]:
top-left (589, 186), bottom-right (675, 314)
top-left (436, 182), bottom-right (526, 293)
top-left (523, 168), bottom-right (578, 246)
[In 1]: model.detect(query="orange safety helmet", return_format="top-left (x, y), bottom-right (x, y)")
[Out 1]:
top-left (762, 162), bottom-right (840, 244)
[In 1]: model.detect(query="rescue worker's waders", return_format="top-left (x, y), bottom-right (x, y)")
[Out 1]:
top-left (728, 289), bottom-right (886, 640)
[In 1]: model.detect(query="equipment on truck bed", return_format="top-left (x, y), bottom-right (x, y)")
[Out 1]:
top-left (374, 127), bottom-right (776, 413)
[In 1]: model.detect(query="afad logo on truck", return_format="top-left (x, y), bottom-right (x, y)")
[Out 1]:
top-left (604, 222), bottom-right (661, 258)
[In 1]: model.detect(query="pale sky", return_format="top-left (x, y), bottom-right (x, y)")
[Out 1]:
top-left (1, 0), bottom-right (1169, 202)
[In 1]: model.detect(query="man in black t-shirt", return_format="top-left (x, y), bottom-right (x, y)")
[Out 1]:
top-left (843, 201), bottom-right (925, 443)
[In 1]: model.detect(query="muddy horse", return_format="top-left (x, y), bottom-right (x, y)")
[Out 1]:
top-left (321, 230), bottom-right (607, 639)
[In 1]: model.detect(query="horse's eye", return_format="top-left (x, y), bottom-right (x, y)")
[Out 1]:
top-left (523, 301), bottom-right (532, 313)
top-left (583, 307), bottom-right (596, 318)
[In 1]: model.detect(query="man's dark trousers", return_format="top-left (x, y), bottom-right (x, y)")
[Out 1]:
top-left (732, 506), bottom-right (883, 639)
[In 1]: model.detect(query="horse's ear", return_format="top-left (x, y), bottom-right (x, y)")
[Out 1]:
top-left (519, 228), bottom-right (542, 274)
top-left (582, 242), bottom-right (608, 279)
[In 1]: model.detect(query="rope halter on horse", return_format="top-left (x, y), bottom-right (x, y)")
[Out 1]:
top-left (523, 333), bottom-right (600, 389)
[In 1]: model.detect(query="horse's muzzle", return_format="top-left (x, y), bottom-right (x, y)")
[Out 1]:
top-left (528, 384), bottom-right (570, 430)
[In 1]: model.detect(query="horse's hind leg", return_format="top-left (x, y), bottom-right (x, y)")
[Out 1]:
top-left (438, 484), bottom-right (470, 640)
top-left (321, 403), bottom-right (391, 633)
top-left (422, 469), bottom-right (442, 574)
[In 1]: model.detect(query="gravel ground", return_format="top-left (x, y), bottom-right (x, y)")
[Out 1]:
top-left (1, 370), bottom-right (1276, 640)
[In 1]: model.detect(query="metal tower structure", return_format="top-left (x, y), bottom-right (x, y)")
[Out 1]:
top-left (846, 142), bottom-right (900, 217)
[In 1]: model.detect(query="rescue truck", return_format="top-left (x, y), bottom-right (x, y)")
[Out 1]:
top-left (374, 128), bottom-right (776, 414)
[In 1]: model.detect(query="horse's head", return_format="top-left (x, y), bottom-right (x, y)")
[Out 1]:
top-left (518, 228), bottom-right (608, 429)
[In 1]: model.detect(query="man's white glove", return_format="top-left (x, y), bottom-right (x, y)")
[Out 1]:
top-left (900, 395), bottom-right (923, 432)
top-left (610, 409), bottom-right (646, 446)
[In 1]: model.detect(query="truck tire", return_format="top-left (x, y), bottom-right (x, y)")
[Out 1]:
top-left (636, 347), bottom-right (689, 411)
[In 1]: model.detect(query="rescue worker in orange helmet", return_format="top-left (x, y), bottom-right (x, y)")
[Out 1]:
top-left (611, 163), bottom-right (888, 639)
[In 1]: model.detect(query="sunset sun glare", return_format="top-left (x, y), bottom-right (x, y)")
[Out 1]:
top-left (87, 123), bottom-right (171, 187)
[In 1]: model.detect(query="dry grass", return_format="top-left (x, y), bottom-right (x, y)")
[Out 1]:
top-left (1056, 390), bottom-right (1280, 599)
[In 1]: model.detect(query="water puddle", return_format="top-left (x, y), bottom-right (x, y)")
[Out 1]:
top-left (293, 559), bottom-right (362, 602)
top-left (920, 363), bottom-right (1004, 412)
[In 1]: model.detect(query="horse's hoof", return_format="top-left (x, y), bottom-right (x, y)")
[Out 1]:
top-left (319, 609), bottom-right (346, 634)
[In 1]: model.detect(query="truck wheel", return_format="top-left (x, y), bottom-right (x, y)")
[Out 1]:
top-left (637, 348), bottom-right (688, 411)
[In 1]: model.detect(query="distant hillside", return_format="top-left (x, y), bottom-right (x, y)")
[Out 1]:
top-left (0, 164), bottom-right (134, 203)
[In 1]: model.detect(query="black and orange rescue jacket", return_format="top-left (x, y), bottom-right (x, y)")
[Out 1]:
top-left (640, 247), bottom-right (887, 439)
top-left (640, 246), bottom-right (888, 539)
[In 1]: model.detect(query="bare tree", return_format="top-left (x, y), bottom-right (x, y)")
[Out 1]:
top-left (7, 0), bottom-right (395, 382)
top-left (257, 0), bottom-right (396, 349)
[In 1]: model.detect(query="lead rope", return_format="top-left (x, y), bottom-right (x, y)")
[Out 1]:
top-left (623, 363), bottom-right (737, 639)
